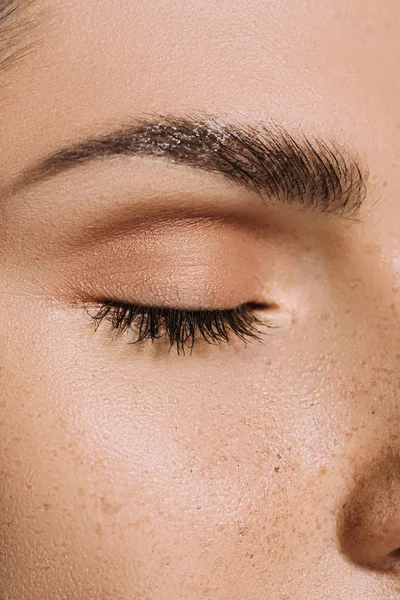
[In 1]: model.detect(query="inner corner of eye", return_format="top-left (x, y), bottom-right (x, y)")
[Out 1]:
top-left (248, 299), bottom-right (279, 311)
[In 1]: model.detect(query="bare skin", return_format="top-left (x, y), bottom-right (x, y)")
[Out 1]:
top-left (1, 0), bottom-right (400, 598)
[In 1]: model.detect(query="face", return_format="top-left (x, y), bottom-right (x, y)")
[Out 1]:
top-left (1, 0), bottom-right (400, 598)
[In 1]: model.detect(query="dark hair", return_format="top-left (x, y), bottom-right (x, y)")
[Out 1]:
top-left (0, 0), bottom-right (47, 72)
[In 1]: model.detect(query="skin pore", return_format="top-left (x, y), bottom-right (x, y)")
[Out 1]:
top-left (1, 0), bottom-right (400, 598)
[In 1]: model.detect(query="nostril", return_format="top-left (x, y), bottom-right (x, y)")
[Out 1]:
top-left (387, 547), bottom-right (400, 568)
top-left (336, 453), bottom-right (400, 574)
top-left (383, 548), bottom-right (400, 574)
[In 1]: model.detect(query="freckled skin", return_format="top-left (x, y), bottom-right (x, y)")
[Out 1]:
top-left (1, 1), bottom-right (400, 599)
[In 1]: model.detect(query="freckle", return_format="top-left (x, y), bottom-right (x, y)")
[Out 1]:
top-left (383, 180), bottom-right (388, 188)
top-left (239, 526), bottom-right (249, 536)
top-left (77, 487), bottom-right (84, 497)
top-left (95, 523), bottom-right (103, 537)
top-left (319, 466), bottom-right (327, 476)
top-left (100, 497), bottom-right (124, 515)
top-left (42, 503), bottom-right (51, 511)
top-left (274, 466), bottom-right (280, 473)
top-left (277, 453), bottom-right (282, 460)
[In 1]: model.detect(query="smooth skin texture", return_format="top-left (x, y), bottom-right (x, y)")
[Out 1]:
top-left (1, 0), bottom-right (400, 598)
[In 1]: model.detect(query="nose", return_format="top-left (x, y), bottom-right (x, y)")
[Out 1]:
top-left (338, 451), bottom-right (400, 573)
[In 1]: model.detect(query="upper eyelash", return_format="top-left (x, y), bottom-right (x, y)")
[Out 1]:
top-left (87, 301), bottom-right (267, 355)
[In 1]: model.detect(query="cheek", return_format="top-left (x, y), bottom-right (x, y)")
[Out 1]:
top-left (0, 295), bottom-right (277, 597)
top-left (0, 270), bottom-right (398, 598)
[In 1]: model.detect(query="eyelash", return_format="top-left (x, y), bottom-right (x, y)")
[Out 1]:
top-left (87, 301), bottom-right (267, 354)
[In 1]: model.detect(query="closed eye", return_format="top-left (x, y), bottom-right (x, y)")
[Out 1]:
top-left (86, 301), bottom-right (269, 355)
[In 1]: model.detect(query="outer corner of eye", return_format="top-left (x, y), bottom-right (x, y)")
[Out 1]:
top-left (255, 301), bottom-right (296, 330)
top-left (81, 300), bottom-right (99, 317)
top-left (269, 308), bottom-right (295, 330)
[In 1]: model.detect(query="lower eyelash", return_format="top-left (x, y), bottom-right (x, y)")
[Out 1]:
top-left (86, 301), bottom-right (267, 355)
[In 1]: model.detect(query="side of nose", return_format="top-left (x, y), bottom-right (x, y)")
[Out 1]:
top-left (337, 450), bottom-right (400, 573)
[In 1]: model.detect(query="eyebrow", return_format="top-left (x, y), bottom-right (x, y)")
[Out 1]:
top-left (7, 114), bottom-right (368, 216)
top-left (0, 0), bottom-right (47, 71)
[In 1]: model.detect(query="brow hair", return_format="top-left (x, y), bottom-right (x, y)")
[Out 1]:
top-left (0, 0), bottom-right (46, 72)
top-left (11, 114), bottom-right (369, 217)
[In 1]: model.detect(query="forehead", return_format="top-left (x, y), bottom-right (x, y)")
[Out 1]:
top-left (0, 0), bottom-right (399, 183)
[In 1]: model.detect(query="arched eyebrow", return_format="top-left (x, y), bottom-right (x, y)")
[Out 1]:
top-left (6, 114), bottom-right (369, 216)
